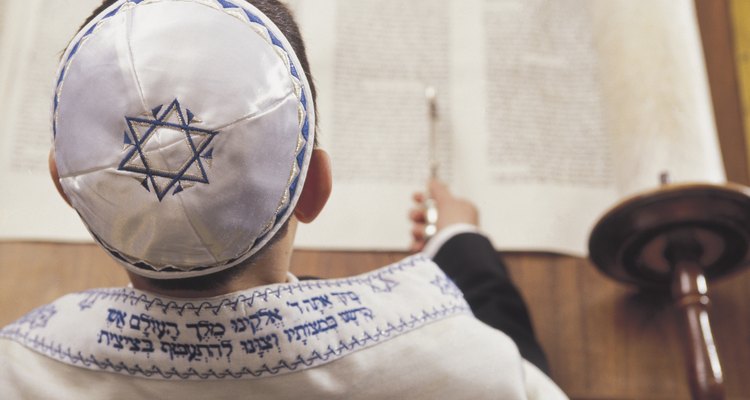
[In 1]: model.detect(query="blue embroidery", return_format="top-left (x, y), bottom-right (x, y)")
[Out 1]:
top-left (239, 333), bottom-right (280, 358)
top-left (330, 291), bottom-right (361, 306)
top-left (230, 308), bottom-right (283, 335)
top-left (76, 255), bottom-right (420, 316)
top-left (186, 321), bottom-right (227, 342)
top-left (0, 255), bottom-right (476, 380)
top-left (282, 316), bottom-right (338, 345)
top-left (337, 307), bottom-right (374, 326)
top-left (159, 339), bottom-right (233, 362)
top-left (118, 99), bottom-right (219, 201)
top-left (97, 330), bottom-right (156, 354)
top-left (113, 310), bottom-right (181, 340)
top-left (0, 303), bottom-right (469, 379)
top-left (430, 275), bottom-right (464, 299)
top-left (13, 305), bottom-right (57, 330)
top-left (216, 0), bottom-right (238, 9)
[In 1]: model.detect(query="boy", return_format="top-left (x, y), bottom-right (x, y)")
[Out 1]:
top-left (0, 0), bottom-right (566, 398)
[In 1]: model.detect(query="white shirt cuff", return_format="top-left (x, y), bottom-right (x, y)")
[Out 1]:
top-left (286, 271), bottom-right (299, 283)
top-left (421, 223), bottom-right (481, 259)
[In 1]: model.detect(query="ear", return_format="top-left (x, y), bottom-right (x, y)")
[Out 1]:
top-left (49, 149), bottom-right (72, 207)
top-left (294, 149), bottom-right (332, 223)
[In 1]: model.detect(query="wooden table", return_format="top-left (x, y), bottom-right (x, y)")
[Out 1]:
top-left (2, 241), bottom-right (749, 399)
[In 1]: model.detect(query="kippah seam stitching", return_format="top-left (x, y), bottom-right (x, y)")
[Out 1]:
top-left (58, 162), bottom-right (121, 180)
top-left (212, 88), bottom-right (298, 132)
top-left (174, 188), bottom-right (221, 264)
top-left (124, 4), bottom-right (150, 117)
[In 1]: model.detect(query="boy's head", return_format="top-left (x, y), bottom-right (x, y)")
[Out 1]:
top-left (49, 0), bottom-right (331, 282)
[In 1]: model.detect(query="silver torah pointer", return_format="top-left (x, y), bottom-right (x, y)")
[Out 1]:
top-left (424, 86), bottom-right (439, 239)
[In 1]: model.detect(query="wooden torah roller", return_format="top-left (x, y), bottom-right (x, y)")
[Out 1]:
top-left (588, 183), bottom-right (750, 400)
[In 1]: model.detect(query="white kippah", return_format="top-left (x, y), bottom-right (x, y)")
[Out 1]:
top-left (52, 0), bottom-right (315, 279)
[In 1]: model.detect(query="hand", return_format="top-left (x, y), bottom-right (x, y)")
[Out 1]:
top-left (409, 179), bottom-right (479, 252)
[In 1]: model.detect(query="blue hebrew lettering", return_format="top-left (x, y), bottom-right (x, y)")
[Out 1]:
top-left (106, 308), bottom-right (128, 329)
top-left (97, 330), bottom-right (111, 345)
top-left (230, 318), bottom-right (247, 333)
top-left (129, 313), bottom-right (180, 340)
top-left (241, 339), bottom-right (256, 354)
top-left (160, 340), bottom-right (232, 362)
top-left (302, 295), bottom-right (333, 313)
top-left (142, 338), bottom-right (155, 353)
top-left (97, 330), bottom-right (157, 355)
top-left (111, 333), bottom-right (124, 349)
top-left (338, 307), bottom-right (375, 326)
top-left (258, 308), bottom-right (283, 325)
top-left (283, 316), bottom-right (339, 344)
top-left (221, 340), bottom-right (233, 361)
top-left (230, 308), bottom-right (283, 334)
top-left (78, 291), bottom-right (108, 310)
top-left (186, 321), bottom-right (226, 341)
top-left (239, 333), bottom-right (280, 358)
top-left (330, 291), bottom-right (361, 306)
top-left (129, 314), bottom-right (142, 330)
top-left (286, 301), bottom-right (304, 314)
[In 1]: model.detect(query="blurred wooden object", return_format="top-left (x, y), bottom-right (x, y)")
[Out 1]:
top-left (589, 183), bottom-right (750, 400)
top-left (2, 241), bottom-right (750, 399)
top-left (728, 0), bottom-right (750, 181)
top-left (695, 0), bottom-right (749, 185)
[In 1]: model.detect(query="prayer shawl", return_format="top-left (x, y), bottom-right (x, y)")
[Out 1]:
top-left (0, 255), bottom-right (566, 399)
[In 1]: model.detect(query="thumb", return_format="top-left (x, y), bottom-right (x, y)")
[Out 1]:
top-left (428, 179), bottom-right (451, 203)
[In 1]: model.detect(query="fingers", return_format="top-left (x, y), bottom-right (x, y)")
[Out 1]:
top-left (410, 223), bottom-right (427, 252)
top-left (410, 179), bottom-right (452, 253)
top-left (411, 222), bottom-right (427, 241)
top-left (409, 207), bottom-right (426, 223)
top-left (410, 190), bottom-right (427, 224)
top-left (410, 240), bottom-right (425, 252)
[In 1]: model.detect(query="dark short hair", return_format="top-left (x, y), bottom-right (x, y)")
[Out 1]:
top-left (77, 0), bottom-right (315, 291)
top-left (145, 221), bottom-right (290, 292)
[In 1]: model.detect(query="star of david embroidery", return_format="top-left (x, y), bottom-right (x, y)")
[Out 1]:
top-left (118, 99), bottom-right (219, 201)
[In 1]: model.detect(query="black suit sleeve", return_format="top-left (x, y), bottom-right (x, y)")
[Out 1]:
top-left (433, 232), bottom-right (550, 375)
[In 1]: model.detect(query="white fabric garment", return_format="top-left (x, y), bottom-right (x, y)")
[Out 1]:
top-left (0, 255), bottom-right (566, 399)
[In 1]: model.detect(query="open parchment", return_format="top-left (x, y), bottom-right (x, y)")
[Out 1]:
top-left (0, 0), bottom-right (725, 256)
top-left (292, 0), bottom-right (724, 254)
top-left (0, 0), bottom-right (102, 241)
